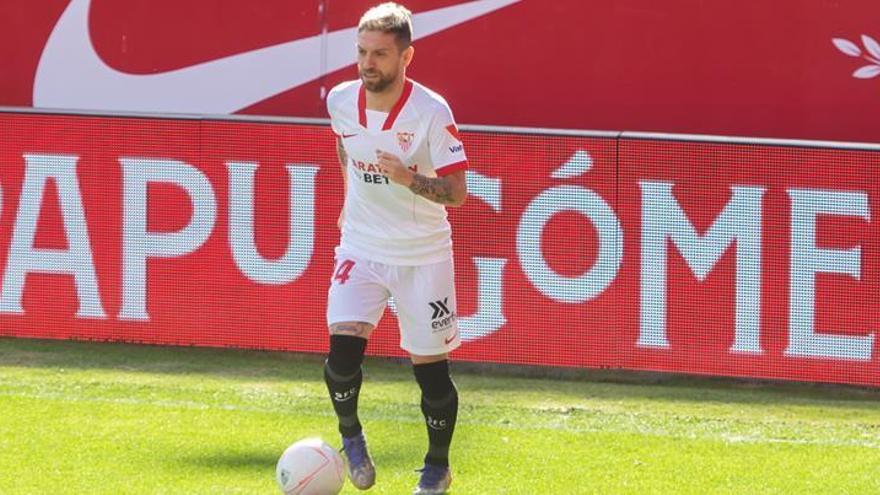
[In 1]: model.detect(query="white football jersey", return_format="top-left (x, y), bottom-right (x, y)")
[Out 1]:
top-left (326, 79), bottom-right (468, 265)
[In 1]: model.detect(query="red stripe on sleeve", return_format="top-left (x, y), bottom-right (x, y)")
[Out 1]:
top-left (435, 160), bottom-right (468, 177)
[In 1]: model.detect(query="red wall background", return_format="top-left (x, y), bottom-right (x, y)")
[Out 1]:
top-left (2, 0), bottom-right (880, 142)
top-left (0, 110), bottom-right (877, 386)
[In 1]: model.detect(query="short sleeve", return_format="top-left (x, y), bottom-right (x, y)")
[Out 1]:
top-left (326, 89), bottom-right (343, 137)
top-left (428, 104), bottom-right (468, 177)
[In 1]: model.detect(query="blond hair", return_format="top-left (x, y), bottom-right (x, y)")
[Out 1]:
top-left (358, 3), bottom-right (413, 50)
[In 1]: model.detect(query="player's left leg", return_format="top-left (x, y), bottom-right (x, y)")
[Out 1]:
top-left (390, 258), bottom-right (460, 494)
top-left (411, 353), bottom-right (456, 495)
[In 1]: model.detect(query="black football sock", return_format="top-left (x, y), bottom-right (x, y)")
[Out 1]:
top-left (413, 360), bottom-right (458, 468)
top-left (324, 334), bottom-right (367, 438)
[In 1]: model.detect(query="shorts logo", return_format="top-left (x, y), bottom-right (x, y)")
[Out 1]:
top-left (429, 297), bottom-right (456, 331)
top-left (397, 132), bottom-right (415, 152)
top-left (429, 298), bottom-right (451, 319)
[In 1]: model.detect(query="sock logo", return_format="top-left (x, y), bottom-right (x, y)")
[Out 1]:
top-left (333, 386), bottom-right (358, 402)
top-left (429, 297), bottom-right (457, 331)
top-left (426, 415), bottom-right (448, 430)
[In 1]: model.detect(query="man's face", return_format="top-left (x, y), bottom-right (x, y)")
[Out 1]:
top-left (357, 30), bottom-right (410, 93)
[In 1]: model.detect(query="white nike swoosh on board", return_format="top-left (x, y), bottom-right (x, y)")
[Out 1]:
top-left (34, 0), bottom-right (520, 114)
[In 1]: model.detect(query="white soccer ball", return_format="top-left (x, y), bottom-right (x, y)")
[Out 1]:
top-left (276, 437), bottom-right (346, 495)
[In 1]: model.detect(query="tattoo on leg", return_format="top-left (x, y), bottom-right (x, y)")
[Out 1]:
top-left (331, 322), bottom-right (372, 337)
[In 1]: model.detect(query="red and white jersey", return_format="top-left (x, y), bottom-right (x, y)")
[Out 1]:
top-left (327, 78), bottom-right (468, 265)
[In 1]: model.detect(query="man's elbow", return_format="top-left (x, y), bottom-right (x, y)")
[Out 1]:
top-left (444, 173), bottom-right (467, 207)
top-left (448, 187), bottom-right (467, 207)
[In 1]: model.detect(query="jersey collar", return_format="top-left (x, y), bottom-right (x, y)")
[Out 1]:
top-left (358, 79), bottom-right (414, 131)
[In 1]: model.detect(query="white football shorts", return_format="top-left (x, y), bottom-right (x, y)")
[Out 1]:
top-left (326, 247), bottom-right (461, 356)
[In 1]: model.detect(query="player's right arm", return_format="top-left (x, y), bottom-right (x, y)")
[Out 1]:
top-left (326, 83), bottom-right (352, 230)
top-left (335, 137), bottom-right (348, 230)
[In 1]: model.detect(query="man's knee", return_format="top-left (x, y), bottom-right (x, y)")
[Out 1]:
top-left (412, 359), bottom-right (456, 402)
top-left (329, 321), bottom-right (374, 339)
top-left (326, 332), bottom-right (369, 378)
top-left (410, 353), bottom-right (447, 365)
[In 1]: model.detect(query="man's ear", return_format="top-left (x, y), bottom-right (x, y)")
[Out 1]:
top-left (403, 45), bottom-right (415, 67)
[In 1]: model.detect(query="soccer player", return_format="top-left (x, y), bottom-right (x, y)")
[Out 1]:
top-left (322, 3), bottom-right (467, 494)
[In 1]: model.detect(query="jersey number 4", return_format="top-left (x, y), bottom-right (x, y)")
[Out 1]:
top-left (333, 259), bottom-right (356, 285)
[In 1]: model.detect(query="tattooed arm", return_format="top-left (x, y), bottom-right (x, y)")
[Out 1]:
top-left (376, 150), bottom-right (467, 207)
top-left (407, 171), bottom-right (467, 207)
top-left (336, 137), bottom-right (348, 228)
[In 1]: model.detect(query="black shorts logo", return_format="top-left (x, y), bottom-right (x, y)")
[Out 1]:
top-left (429, 298), bottom-right (451, 319)
top-left (429, 297), bottom-right (456, 331)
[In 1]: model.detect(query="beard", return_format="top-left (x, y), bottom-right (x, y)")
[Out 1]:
top-left (359, 68), bottom-right (397, 93)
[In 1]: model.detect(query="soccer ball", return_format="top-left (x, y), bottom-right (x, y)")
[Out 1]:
top-left (275, 437), bottom-right (346, 495)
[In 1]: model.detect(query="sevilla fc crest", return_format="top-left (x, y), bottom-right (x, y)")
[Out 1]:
top-left (397, 132), bottom-right (415, 152)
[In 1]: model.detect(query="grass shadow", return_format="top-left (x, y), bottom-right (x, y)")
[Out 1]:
top-left (179, 450), bottom-right (279, 472)
top-left (3, 337), bottom-right (880, 411)
top-left (176, 442), bottom-right (422, 476)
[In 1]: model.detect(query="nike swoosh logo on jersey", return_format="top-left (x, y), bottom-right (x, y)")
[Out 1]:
top-left (342, 133), bottom-right (358, 139)
top-left (445, 331), bottom-right (458, 345)
top-left (34, 0), bottom-right (521, 114)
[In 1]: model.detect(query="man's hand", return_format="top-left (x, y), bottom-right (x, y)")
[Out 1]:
top-left (376, 149), bottom-right (467, 207)
top-left (376, 150), bottom-right (414, 186)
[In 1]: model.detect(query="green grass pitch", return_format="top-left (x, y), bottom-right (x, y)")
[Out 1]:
top-left (1, 337), bottom-right (880, 494)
